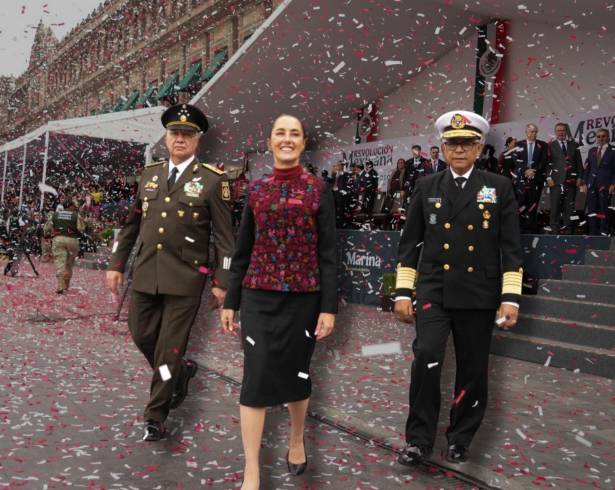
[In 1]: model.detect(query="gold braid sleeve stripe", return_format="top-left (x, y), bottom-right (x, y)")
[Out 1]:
top-left (396, 266), bottom-right (417, 290)
top-left (502, 270), bottom-right (523, 295)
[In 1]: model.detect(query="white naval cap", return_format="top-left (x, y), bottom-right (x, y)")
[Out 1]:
top-left (435, 110), bottom-right (489, 142)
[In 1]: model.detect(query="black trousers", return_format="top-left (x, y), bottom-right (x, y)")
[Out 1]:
top-left (128, 290), bottom-right (202, 422)
top-left (587, 188), bottom-right (610, 235)
top-left (516, 183), bottom-right (542, 232)
top-left (405, 304), bottom-right (496, 449)
top-left (549, 183), bottom-right (576, 230)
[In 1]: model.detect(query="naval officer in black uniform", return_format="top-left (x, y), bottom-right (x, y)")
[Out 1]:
top-left (394, 110), bottom-right (523, 465)
top-left (106, 104), bottom-right (234, 441)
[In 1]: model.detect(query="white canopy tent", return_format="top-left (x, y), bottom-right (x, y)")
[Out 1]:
top-left (0, 106), bottom-right (165, 209)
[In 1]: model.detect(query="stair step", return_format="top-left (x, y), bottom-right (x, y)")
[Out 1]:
top-left (520, 296), bottom-right (615, 327)
top-left (537, 279), bottom-right (615, 303)
top-left (512, 313), bottom-right (615, 349)
top-left (561, 264), bottom-right (615, 284)
top-left (585, 249), bottom-right (615, 265)
top-left (491, 331), bottom-right (615, 379)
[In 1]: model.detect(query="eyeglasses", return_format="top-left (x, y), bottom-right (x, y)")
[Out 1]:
top-left (443, 141), bottom-right (478, 151)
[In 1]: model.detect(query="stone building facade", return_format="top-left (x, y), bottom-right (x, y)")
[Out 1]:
top-left (1, 0), bottom-right (283, 145)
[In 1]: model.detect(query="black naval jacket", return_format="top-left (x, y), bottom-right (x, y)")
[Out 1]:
top-left (395, 168), bottom-right (523, 309)
top-left (108, 160), bottom-right (234, 297)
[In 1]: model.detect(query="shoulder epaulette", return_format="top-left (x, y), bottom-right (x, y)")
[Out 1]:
top-left (145, 160), bottom-right (165, 168)
top-left (202, 163), bottom-right (225, 175)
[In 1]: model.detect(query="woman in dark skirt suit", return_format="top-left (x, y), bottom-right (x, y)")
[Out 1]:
top-left (221, 114), bottom-right (338, 490)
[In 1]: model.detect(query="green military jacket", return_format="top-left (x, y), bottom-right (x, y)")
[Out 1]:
top-left (108, 159), bottom-right (234, 296)
top-left (44, 210), bottom-right (85, 238)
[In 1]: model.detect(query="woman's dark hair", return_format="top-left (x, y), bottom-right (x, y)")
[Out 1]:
top-left (504, 136), bottom-right (515, 147)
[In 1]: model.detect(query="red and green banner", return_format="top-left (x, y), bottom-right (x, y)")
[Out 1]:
top-left (473, 20), bottom-right (510, 124)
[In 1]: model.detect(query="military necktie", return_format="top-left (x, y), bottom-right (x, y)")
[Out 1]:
top-left (597, 146), bottom-right (603, 164)
top-left (168, 167), bottom-right (179, 188)
top-left (455, 177), bottom-right (467, 190)
top-left (561, 142), bottom-right (567, 157)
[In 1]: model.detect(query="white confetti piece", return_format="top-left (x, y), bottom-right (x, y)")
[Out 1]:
top-left (544, 355), bottom-right (552, 367)
top-left (297, 371), bottom-right (309, 379)
top-left (495, 316), bottom-right (507, 325)
top-left (385, 60), bottom-right (402, 66)
top-left (361, 342), bottom-right (401, 357)
top-left (427, 362), bottom-right (439, 369)
top-left (516, 428), bottom-right (527, 440)
top-left (472, 400), bottom-right (479, 408)
top-left (332, 61), bottom-right (346, 74)
top-left (305, 330), bottom-right (311, 338)
top-left (158, 364), bottom-right (171, 381)
top-left (575, 435), bottom-right (592, 447)
top-left (185, 236), bottom-right (195, 243)
top-left (537, 405), bottom-right (543, 417)
top-left (532, 237), bottom-right (539, 249)
top-left (246, 336), bottom-right (255, 346)
top-left (112, 241), bottom-right (119, 253)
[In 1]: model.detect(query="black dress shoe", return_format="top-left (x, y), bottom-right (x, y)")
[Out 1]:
top-left (287, 438), bottom-right (308, 475)
top-left (169, 359), bottom-right (198, 409)
top-left (446, 444), bottom-right (469, 463)
top-left (142, 419), bottom-right (165, 441)
top-left (397, 444), bottom-right (432, 466)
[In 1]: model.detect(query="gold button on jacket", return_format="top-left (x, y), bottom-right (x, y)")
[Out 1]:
top-left (394, 169), bottom-right (523, 309)
top-left (108, 160), bottom-right (234, 296)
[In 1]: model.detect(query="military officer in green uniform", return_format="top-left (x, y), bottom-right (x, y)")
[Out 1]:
top-left (44, 201), bottom-right (85, 294)
top-left (394, 110), bottom-right (523, 465)
top-left (105, 104), bottom-right (234, 441)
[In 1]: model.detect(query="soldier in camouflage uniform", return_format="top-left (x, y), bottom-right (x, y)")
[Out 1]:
top-left (44, 202), bottom-right (86, 293)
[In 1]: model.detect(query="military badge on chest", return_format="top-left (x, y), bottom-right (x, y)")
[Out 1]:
top-left (482, 209), bottom-right (492, 229)
top-left (184, 179), bottom-right (203, 198)
top-left (145, 180), bottom-right (159, 191)
top-left (476, 186), bottom-right (497, 204)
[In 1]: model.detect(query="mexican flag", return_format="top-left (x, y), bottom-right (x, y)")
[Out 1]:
top-left (473, 21), bottom-right (510, 124)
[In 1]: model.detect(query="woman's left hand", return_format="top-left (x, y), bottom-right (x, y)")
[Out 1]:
top-left (315, 313), bottom-right (336, 340)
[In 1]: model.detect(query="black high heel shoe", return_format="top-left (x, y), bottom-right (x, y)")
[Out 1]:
top-left (286, 438), bottom-right (308, 475)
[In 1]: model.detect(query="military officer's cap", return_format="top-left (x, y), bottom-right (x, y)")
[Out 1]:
top-left (436, 110), bottom-right (489, 142)
top-left (161, 104), bottom-right (209, 133)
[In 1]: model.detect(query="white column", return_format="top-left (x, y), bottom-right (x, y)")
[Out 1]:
top-left (144, 143), bottom-right (153, 165)
top-left (40, 131), bottom-right (50, 211)
top-left (0, 150), bottom-right (7, 203)
top-left (18, 143), bottom-right (27, 208)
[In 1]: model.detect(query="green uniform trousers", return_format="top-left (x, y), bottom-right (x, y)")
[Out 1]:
top-left (128, 290), bottom-right (202, 422)
top-left (52, 236), bottom-right (80, 290)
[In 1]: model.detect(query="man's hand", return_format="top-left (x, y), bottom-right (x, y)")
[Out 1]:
top-left (609, 184), bottom-right (615, 194)
top-left (546, 177), bottom-right (555, 188)
top-left (576, 178), bottom-right (584, 188)
top-left (524, 169), bottom-right (536, 179)
top-left (211, 287), bottom-right (226, 309)
top-left (314, 313), bottom-right (336, 340)
top-left (105, 271), bottom-right (124, 297)
top-left (495, 303), bottom-right (519, 330)
top-left (220, 309), bottom-right (238, 333)
top-left (394, 299), bottom-right (414, 324)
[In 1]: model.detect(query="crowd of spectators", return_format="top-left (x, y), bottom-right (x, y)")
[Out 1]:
top-left (2, 121), bottom-right (613, 271)
top-left (317, 125), bottom-right (614, 235)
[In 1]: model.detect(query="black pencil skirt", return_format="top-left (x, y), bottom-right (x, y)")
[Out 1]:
top-left (239, 288), bottom-right (320, 407)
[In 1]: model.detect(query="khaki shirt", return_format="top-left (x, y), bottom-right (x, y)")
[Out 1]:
top-left (108, 159), bottom-right (234, 296)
